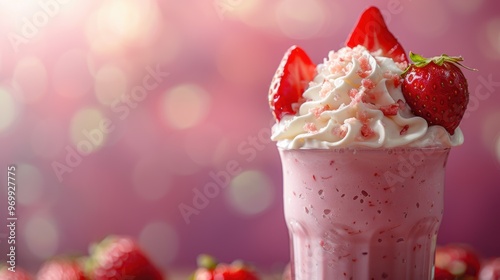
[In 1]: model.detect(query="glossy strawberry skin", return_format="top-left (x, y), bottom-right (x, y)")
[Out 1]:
top-left (36, 258), bottom-right (88, 280)
top-left (435, 244), bottom-right (481, 280)
top-left (269, 45), bottom-right (316, 121)
top-left (89, 236), bottom-right (164, 280)
top-left (401, 61), bottom-right (469, 134)
top-left (346, 6), bottom-right (408, 63)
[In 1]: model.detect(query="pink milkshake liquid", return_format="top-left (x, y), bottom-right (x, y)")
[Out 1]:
top-left (280, 148), bottom-right (450, 280)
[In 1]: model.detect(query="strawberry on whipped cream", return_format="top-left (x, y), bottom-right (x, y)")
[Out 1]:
top-left (271, 45), bottom-right (464, 149)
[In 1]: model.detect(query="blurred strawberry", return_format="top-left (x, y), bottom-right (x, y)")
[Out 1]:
top-left (282, 263), bottom-right (291, 280)
top-left (435, 266), bottom-right (456, 280)
top-left (435, 244), bottom-right (481, 280)
top-left (0, 266), bottom-right (32, 280)
top-left (479, 258), bottom-right (500, 280)
top-left (36, 257), bottom-right (88, 280)
top-left (87, 235), bottom-right (164, 280)
top-left (192, 254), bottom-right (259, 280)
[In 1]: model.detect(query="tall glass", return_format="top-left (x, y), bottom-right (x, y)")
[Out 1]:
top-left (279, 148), bottom-right (450, 280)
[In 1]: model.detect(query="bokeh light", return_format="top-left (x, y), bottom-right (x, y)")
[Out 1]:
top-left (132, 156), bottom-right (172, 201)
top-left (275, 0), bottom-right (326, 39)
top-left (214, 0), bottom-right (263, 20)
top-left (226, 170), bottom-right (274, 216)
top-left (0, 2), bottom-right (40, 26)
top-left (402, 0), bottom-right (450, 38)
top-left (481, 17), bottom-right (500, 60)
top-left (30, 118), bottom-right (65, 159)
top-left (16, 164), bottom-right (43, 206)
top-left (184, 124), bottom-right (225, 167)
top-left (12, 56), bottom-right (47, 103)
top-left (0, 88), bottom-right (18, 133)
top-left (216, 36), bottom-right (270, 86)
top-left (161, 84), bottom-right (211, 130)
top-left (164, 143), bottom-right (202, 176)
top-left (480, 111), bottom-right (500, 154)
top-left (153, 21), bottom-right (183, 64)
top-left (85, 0), bottom-right (160, 54)
top-left (25, 215), bottom-right (59, 259)
top-left (94, 64), bottom-right (127, 105)
top-left (69, 107), bottom-right (108, 154)
top-left (139, 221), bottom-right (179, 267)
top-left (52, 49), bottom-right (94, 99)
top-left (446, 0), bottom-right (483, 14)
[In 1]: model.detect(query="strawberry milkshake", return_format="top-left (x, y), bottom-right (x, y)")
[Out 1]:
top-left (269, 6), bottom-right (470, 280)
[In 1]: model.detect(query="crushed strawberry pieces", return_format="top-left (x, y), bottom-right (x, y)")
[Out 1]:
top-left (400, 125), bottom-right (410, 135)
top-left (384, 71), bottom-right (403, 87)
top-left (361, 78), bottom-right (376, 90)
top-left (379, 103), bottom-right (400, 116)
top-left (304, 122), bottom-right (318, 133)
top-left (309, 105), bottom-right (331, 118)
top-left (356, 55), bottom-right (372, 78)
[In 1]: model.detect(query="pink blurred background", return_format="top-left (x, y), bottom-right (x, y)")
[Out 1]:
top-left (0, 0), bottom-right (499, 275)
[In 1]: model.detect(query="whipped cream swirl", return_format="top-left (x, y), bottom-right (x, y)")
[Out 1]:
top-left (272, 46), bottom-right (464, 149)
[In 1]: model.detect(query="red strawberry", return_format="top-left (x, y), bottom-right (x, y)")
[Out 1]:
top-left (192, 254), bottom-right (259, 280)
top-left (435, 243), bottom-right (481, 280)
top-left (479, 258), bottom-right (500, 280)
top-left (401, 53), bottom-right (473, 135)
top-left (346, 6), bottom-right (408, 63)
top-left (0, 266), bottom-right (32, 280)
top-left (87, 235), bottom-right (164, 280)
top-left (269, 45), bottom-right (316, 121)
top-left (435, 266), bottom-right (456, 280)
top-left (36, 257), bottom-right (88, 280)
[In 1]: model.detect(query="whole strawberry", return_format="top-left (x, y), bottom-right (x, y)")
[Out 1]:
top-left (0, 266), bottom-right (32, 280)
top-left (36, 257), bottom-right (88, 280)
top-left (435, 243), bottom-right (481, 280)
top-left (87, 235), bottom-right (164, 280)
top-left (192, 254), bottom-right (259, 280)
top-left (401, 52), bottom-right (473, 134)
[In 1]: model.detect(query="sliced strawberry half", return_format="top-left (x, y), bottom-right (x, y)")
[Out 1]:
top-left (269, 45), bottom-right (316, 122)
top-left (346, 6), bottom-right (408, 63)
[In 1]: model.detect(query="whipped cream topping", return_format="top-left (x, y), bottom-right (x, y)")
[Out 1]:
top-left (272, 46), bottom-right (464, 149)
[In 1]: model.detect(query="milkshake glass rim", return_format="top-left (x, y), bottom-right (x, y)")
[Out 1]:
top-left (277, 146), bottom-right (451, 153)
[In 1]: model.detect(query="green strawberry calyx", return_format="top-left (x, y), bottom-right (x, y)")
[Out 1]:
top-left (197, 254), bottom-right (218, 270)
top-left (85, 235), bottom-right (122, 276)
top-left (403, 52), bottom-right (477, 74)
